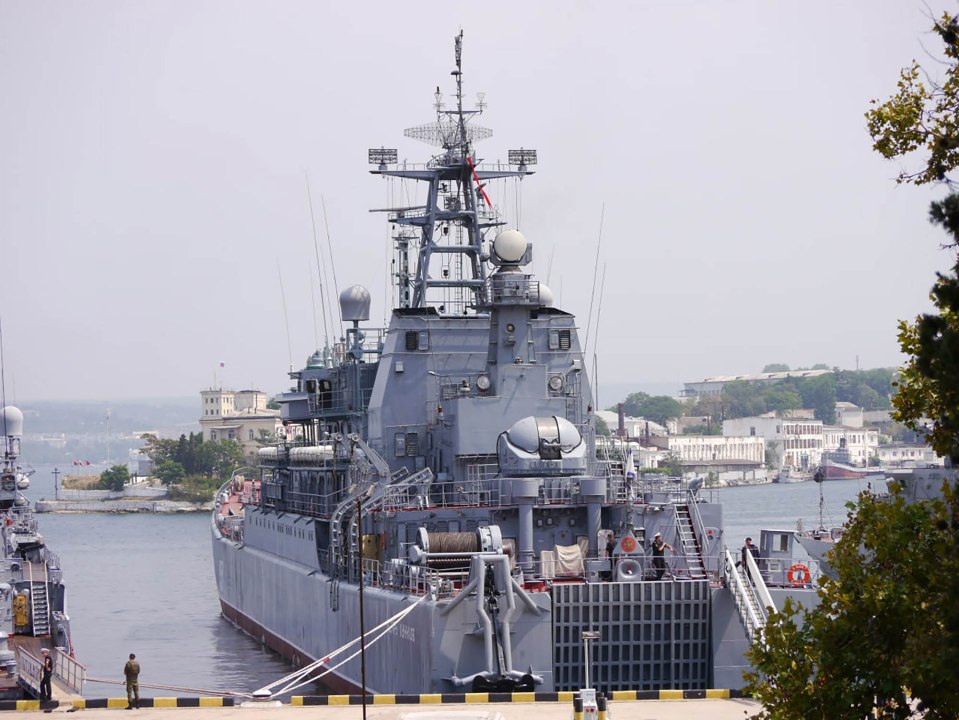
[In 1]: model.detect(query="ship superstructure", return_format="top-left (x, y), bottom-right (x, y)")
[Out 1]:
top-left (0, 405), bottom-right (77, 696)
top-left (212, 33), bottom-right (820, 696)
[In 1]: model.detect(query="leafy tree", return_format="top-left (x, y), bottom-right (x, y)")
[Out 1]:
top-left (894, 266), bottom-right (959, 462)
top-left (195, 439), bottom-right (246, 478)
top-left (155, 459), bottom-right (186, 486)
top-left (620, 392), bottom-right (682, 425)
top-left (795, 375), bottom-right (836, 423)
top-left (745, 487), bottom-right (959, 719)
top-left (761, 363), bottom-right (790, 373)
top-left (166, 474), bottom-right (222, 503)
top-left (594, 415), bottom-right (611, 437)
top-left (867, 12), bottom-right (959, 186)
top-left (722, 381), bottom-right (767, 418)
top-left (746, 17), bottom-right (959, 718)
top-left (98, 464), bottom-right (129, 492)
top-left (764, 441), bottom-right (779, 469)
top-left (658, 452), bottom-right (683, 477)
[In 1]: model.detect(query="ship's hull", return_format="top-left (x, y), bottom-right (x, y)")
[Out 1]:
top-left (213, 514), bottom-right (823, 694)
top-left (819, 459), bottom-right (886, 482)
top-left (211, 525), bottom-right (555, 694)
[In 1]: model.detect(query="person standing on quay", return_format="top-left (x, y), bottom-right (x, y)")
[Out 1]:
top-left (650, 531), bottom-right (673, 580)
top-left (39, 648), bottom-right (52, 701)
top-left (124, 653), bottom-right (140, 709)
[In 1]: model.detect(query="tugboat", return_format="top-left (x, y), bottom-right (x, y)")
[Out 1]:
top-left (211, 32), bottom-right (821, 696)
top-left (0, 405), bottom-right (78, 698)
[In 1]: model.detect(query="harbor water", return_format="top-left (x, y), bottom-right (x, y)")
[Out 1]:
top-left (22, 465), bottom-right (879, 697)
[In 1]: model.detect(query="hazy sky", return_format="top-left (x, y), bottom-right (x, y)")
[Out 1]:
top-left (0, 1), bottom-right (951, 403)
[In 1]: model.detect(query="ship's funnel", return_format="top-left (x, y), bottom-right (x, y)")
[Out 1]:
top-left (340, 285), bottom-right (371, 322)
top-left (0, 407), bottom-right (23, 438)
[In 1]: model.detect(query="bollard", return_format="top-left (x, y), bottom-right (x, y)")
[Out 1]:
top-left (573, 695), bottom-right (583, 720)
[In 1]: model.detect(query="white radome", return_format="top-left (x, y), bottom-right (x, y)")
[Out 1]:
top-left (493, 230), bottom-right (527, 263)
top-left (539, 284), bottom-right (554, 307)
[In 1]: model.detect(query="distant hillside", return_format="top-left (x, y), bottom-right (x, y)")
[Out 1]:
top-left (16, 397), bottom-right (198, 435)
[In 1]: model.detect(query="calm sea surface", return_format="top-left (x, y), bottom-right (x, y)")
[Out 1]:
top-left (21, 465), bottom-right (883, 697)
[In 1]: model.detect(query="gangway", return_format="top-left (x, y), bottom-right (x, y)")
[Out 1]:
top-left (16, 646), bottom-right (85, 702)
top-left (723, 547), bottom-right (775, 639)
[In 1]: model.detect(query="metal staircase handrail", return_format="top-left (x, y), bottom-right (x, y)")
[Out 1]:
top-left (53, 650), bottom-right (85, 695)
top-left (723, 548), bottom-right (765, 639)
top-left (746, 549), bottom-right (776, 614)
top-left (686, 490), bottom-right (718, 577)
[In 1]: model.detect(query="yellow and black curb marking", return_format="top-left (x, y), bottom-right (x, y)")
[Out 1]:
top-left (0, 690), bottom-right (748, 711)
top-left (292, 689), bottom-right (749, 705)
top-left (0, 697), bottom-right (235, 711)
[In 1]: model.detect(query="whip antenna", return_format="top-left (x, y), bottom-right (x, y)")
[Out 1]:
top-left (306, 175), bottom-right (331, 350)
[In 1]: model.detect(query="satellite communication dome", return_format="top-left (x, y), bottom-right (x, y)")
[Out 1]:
top-left (340, 285), bottom-right (371, 322)
top-left (0, 407), bottom-right (23, 437)
top-left (539, 284), bottom-right (554, 307)
top-left (493, 230), bottom-right (527, 263)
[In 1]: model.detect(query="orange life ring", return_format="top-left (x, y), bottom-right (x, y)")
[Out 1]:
top-left (787, 563), bottom-right (811, 586)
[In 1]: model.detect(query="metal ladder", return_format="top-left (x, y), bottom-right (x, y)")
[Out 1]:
top-left (26, 562), bottom-right (50, 636)
top-left (724, 548), bottom-right (774, 639)
top-left (675, 505), bottom-right (708, 579)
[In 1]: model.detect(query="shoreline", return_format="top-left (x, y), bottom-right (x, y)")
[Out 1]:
top-left (35, 499), bottom-right (212, 514)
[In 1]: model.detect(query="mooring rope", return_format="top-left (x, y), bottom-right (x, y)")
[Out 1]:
top-left (84, 677), bottom-right (252, 698)
top-left (256, 594), bottom-right (427, 697)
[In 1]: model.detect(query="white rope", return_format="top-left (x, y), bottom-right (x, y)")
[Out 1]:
top-left (84, 677), bottom-right (250, 698)
top-left (272, 601), bottom-right (422, 697)
top-left (255, 594), bottom-right (427, 697)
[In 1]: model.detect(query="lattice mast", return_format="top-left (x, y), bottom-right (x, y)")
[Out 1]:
top-left (369, 31), bottom-right (535, 315)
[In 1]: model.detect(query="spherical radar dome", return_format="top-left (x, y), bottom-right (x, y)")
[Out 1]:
top-left (539, 284), bottom-right (554, 307)
top-left (493, 230), bottom-right (527, 263)
top-left (340, 285), bottom-right (371, 322)
top-left (0, 407), bottom-right (23, 437)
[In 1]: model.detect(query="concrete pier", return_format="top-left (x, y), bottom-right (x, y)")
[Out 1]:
top-left (1, 695), bottom-right (762, 717)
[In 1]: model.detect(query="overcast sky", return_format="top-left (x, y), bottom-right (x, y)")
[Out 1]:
top-left (0, 1), bottom-right (950, 404)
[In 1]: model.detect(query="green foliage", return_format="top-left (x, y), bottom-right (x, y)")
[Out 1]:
top-left (618, 392), bottom-right (682, 425)
top-left (762, 363), bottom-right (790, 373)
top-left (594, 415), bottom-right (611, 437)
top-left (155, 460), bottom-right (186, 486)
top-left (764, 441), bottom-right (779, 469)
top-left (98, 464), bottom-right (129, 492)
top-left (835, 368), bottom-right (896, 410)
top-left (142, 432), bottom-right (245, 478)
top-left (893, 269), bottom-right (959, 462)
top-left (745, 487), bottom-right (959, 719)
top-left (796, 374), bottom-right (836, 424)
top-left (866, 14), bottom-right (959, 186)
top-left (659, 452), bottom-right (683, 476)
top-left (166, 474), bottom-right (221, 503)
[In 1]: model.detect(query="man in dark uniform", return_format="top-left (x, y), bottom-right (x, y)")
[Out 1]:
top-left (650, 531), bottom-right (673, 580)
top-left (738, 536), bottom-right (760, 581)
top-left (124, 653), bottom-right (140, 709)
top-left (39, 648), bottom-right (52, 701)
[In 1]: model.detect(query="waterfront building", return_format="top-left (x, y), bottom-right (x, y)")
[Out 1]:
top-left (722, 415), bottom-right (824, 471)
top-left (876, 443), bottom-right (942, 467)
top-left (682, 369), bottom-right (831, 398)
top-left (199, 388), bottom-right (282, 460)
top-left (645, 435), bottom-right (766, 482)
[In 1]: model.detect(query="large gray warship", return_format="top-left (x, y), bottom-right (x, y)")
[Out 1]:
top-left (211, 33), bottom-right (820, 695)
